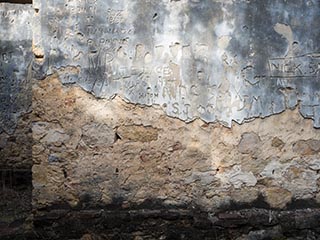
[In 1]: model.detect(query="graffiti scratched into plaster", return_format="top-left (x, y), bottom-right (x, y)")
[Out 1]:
top-left (30, 0), bottom-right (320, 128)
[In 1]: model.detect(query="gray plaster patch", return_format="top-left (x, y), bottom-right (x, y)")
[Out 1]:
top-left (33, 0), bottom-right (320, 127)
top-left (0, 3), bottom-right (33, 134)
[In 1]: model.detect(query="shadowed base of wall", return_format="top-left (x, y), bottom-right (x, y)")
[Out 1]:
top-left (27, 76), bottom-right (320, 239)
top-left (0, 110), bottom-right (33, 238)
top-left (0, 169), bottom-right (32, 239)
top-left (18, 198), bottom-right (320, 240)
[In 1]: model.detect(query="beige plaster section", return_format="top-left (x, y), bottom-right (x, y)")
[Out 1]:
top-left (32, 74), bottom-right (320, 211)
top-left (273, 23), bottom-right (294, 56)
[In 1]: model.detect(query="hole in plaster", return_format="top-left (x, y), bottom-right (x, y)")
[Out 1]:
top-left (153, 13), bottom-right (158, 20)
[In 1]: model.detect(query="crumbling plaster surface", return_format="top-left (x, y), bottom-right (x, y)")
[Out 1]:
top-left (31, 74), bottom-right (320, 238)
top-left (1, 0), bottom-right (320, 238)
top-left (33, 75), bottom-right (320, 211)
top-left (0, 3), bottom-right (33, 168)
top-left (0, 4), bottom-right (33, 238)
top-left (0, 3), bottom-right (32, 136)
top-left (31, 0), bottom-right (320, 214)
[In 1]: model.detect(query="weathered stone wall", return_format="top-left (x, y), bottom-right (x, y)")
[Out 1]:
top-left (1, 0), bottom-right (320, 239)
top-left (0, 3), bottom-right (33, 167)
top-left (33, 76), bottom-right (320, 210)
top-left (32, 75), bottom-right (320, 239)
top-left (0, 3), bottom-right (33, 238)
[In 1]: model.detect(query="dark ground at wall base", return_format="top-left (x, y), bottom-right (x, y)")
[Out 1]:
top-left (1, 184), bottom-right (320, 239)
top-left (0, 169), bottom-right (32, 239)
top-left (3, 203), bottom-right (319, 240)
top-left (1, 178), bottom-right (320, 240)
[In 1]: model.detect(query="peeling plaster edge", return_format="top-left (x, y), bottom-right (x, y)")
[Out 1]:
top-left (33, 69), bottom-right (320, 130)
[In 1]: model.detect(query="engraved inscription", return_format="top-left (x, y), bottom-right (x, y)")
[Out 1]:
top-left (269, 54), bottom-right (320, 78)
top-left (34, 0), bottom-right (320, 128)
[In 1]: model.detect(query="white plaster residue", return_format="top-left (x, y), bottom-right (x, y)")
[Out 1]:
top-left (215, 21), bottom-right (234, 38)
top-left (218, 36), bottom-right (232, 49)
top-left (308, 157), bottom-right (320, 171)
top-left (154, 1), bottom-right (188, 61)
top-left (284, 170), bottom-right (319, 199)
top-left (261, 159), bottom-right (285, 179)
top-left (217, 165), bottom-right (257, 189)
top-left (214, 20), bottom-right (234, 58)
